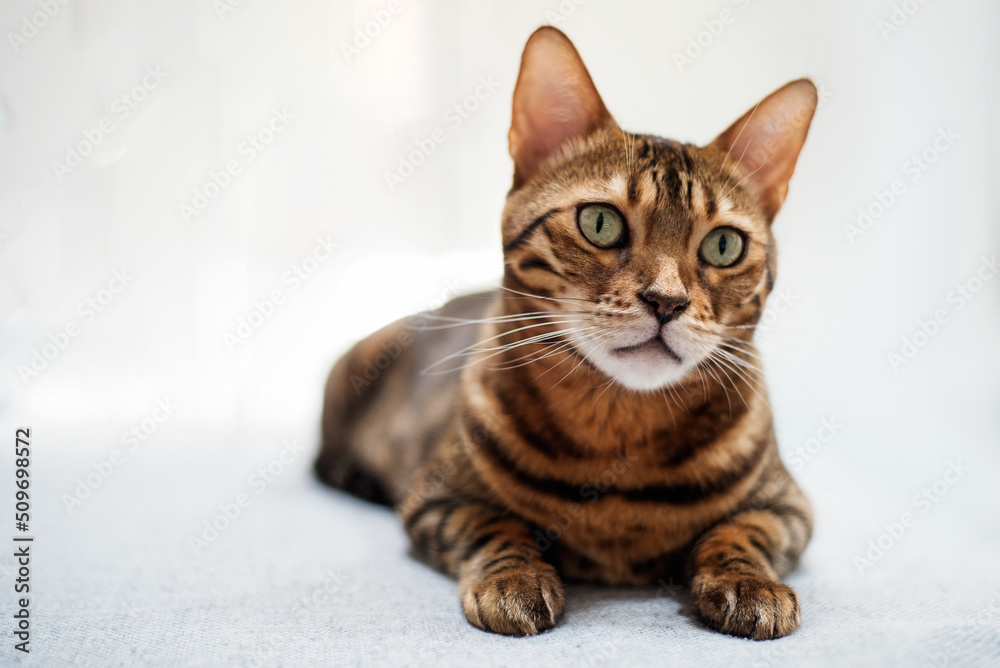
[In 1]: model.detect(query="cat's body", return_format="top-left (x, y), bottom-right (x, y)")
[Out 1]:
top-left (317, 27), bottom-right (817, 639)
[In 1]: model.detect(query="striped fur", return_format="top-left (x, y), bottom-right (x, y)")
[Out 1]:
top-left (316, 27), bottom-right (816, 639)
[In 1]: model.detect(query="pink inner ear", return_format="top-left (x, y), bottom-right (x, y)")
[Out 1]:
top-left (711, 80), bottom-right (817, 220)
top-left (520, 85), bottom-right (598, 171)
top-left (509, 28), bottom-right (615, 185)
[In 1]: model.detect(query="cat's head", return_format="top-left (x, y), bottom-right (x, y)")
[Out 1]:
top-left (500, 27), bottom-right (816, 392)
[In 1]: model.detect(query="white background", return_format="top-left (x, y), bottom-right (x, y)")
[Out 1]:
top-left (0, 0), bottom-right (998, 589)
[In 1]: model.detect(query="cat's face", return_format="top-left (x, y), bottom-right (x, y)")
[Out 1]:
top-left (502, 130), bottom-right (776, 391)
top-left (500, 27), bottom-right (816, 392)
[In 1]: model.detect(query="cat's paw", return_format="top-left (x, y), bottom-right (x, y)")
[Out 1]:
top-left (461, 565), bottom-right (565, 636)
top-left (691, 573), bottom-right (801, 640)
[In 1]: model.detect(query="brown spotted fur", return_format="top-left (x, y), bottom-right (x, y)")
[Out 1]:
top-left (316, 26), bottom-right (817, 640)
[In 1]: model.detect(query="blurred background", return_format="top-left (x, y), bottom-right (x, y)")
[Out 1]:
top-left (0, 0), bottom-right (998, 664)
top-left (1, 0), bottom-right (998, 452)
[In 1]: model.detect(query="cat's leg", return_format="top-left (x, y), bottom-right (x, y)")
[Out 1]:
top-left (687, 490), bottom-right (812, 640)
top-left (401, 493), bottom-right (565, 636)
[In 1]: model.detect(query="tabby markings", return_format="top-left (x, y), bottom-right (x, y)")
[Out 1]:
top-left (464, 413), bottom-right (767, 505)
top-left (504, 208), bottom-right (562, 253)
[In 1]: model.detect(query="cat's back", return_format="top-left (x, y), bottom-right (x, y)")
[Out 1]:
top-left (315, 290), bottom-right (498, 504)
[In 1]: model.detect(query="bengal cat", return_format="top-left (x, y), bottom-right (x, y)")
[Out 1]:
top-left (316, 26), bottom-right (817, 640)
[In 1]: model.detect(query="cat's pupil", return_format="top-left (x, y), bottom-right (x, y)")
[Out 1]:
top-left (718, 234), bottom-right (727, 255)
top-left (596, 212), bottom-right (605, 234)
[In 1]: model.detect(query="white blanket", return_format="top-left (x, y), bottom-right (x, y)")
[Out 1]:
top-left (15, 428), bottom-right (1000, 667)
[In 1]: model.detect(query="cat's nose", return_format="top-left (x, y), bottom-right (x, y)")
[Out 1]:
top-left (639, 289), bottom-right (689, 324)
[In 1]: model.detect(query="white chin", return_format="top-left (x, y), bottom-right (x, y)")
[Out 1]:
top-left (579, 336), bottom-right (700, 392)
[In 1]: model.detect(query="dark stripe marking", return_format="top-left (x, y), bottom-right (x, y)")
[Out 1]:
top-left (465, 414), bottom-right (769, 505)
top-left (717, 556), bottom-right (760, 572)
top-left (463, 530), bottom-right (503, 561)
top-left (517, 256), bottom-right (563, 277)
top-left (404, 497), bottom-right (459, 532)
top-left (638, 139), bottom-right (651, 162)
top-left (434, 503), bottom-right (462, 551)
top-left (490, 378), bottom-right (593, 459)
top-left (677, 143), bottom-right (694, 175)
top-left (769, 504), bottom-right (811, 528)
top-left (504, 208), bottom-right (560, 253)
top-left (746, 536), bottom-right (774, 566)
top-left (504, 270), bottom-right (553, 299)
top-left (481, 555), bottom-right (523, 573)
top-left (705, 193), bottom-right (717, 219)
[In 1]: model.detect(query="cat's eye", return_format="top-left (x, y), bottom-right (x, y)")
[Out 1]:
top-left (577, 204), bottom-right (626, 249)
top-left (699, 227), bottom-right (746, 267)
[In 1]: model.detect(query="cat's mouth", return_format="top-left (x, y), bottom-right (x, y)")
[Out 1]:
top-left (610, 336), bottom-right (682, 363)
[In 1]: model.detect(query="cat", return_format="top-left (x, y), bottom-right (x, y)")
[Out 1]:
top-left (316, 26), bottom-right (817, 640)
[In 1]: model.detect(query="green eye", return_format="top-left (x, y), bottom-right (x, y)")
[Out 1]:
top-left (578, 205), bottom-right (626, 248)
top-left (699, 227), bottom-right (746, 267)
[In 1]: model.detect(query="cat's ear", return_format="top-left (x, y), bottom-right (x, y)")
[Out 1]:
top-left (709, 79), bottom-right (817, 221)
top-left (509, 26), bottom-right (617, 187)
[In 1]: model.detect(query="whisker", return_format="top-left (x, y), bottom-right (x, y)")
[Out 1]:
top-left (712, 346), bottom-right (758, 372)
top-left (699, 357), bottom-right (733, 418)
top-left (412, 310), bottom-right (590, 330)
top-left (658, 386), bottom-right (678, 428)
top-left (716, 340), bottom-right (766, 363)
top-left (706, 354), bottom-right (752, 413)
top-left (590, 378), bottom-right (617, 409)
top-left (700, 326), bottom-right (818, 393)
top-left (709, 350), bottom-right (770, 410)
top-left (499, 285), bottom-right (599, 306)
top-left (439, 318), bottom-right (586, 359)
top-left (489, 339), bottom-right (578, 371)
top-left (548, 352), bottom-right (591, 391)
top-left (421, 326), bottom-right (600, 375)
top-left (534, 330), bottom-right (616, 382)
top-left (466, 325), bottom-right (594, 357)
top-left (695, 366), bottom-right (709, 402)
top-left (588, 339), bottom-right (626, 410)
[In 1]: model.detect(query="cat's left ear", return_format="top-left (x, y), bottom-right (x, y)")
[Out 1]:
top-left (509, 27), bottom-right (618, 187)
top-left (710, 79), bottom-right (818, 221)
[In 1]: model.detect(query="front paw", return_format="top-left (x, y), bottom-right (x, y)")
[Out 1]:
top-left (691, 573), bottom-right (801, 640)
top-left (461, 565), bottom-right (565, 636)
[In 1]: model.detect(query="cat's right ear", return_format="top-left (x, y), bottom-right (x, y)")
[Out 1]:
top-left (509, 27), bottom-right (617, 187)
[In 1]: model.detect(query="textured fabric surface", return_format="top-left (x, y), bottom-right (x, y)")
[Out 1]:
top-left (5, 428), bottom-right (998, 668)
